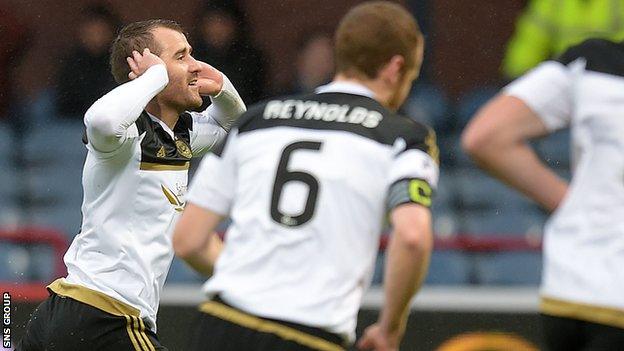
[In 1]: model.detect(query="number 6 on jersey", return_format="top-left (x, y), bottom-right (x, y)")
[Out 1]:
top-left (270, 141), bottom-right (323, 227)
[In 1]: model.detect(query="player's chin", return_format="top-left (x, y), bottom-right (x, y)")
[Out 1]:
top-left (187, 89), bottom-right (203, 108)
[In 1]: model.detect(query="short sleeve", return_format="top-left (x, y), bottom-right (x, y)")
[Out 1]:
top-left (386, 127), bottom-right (440, 210)
top-left (186, 130), bottom-right (238, 215)
top-left (503, 61), bottom-right (574, 131)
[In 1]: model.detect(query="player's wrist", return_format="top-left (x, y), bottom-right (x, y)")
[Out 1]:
top-left (378, 311), bottom-right (407, 337)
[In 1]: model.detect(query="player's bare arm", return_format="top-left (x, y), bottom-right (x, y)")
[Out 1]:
top-left (357, 204), bottom-right (433, 351)
top-left (462, 95), bottom-right (568, 212)
top-left (173, 203), bottom-right (224, 276)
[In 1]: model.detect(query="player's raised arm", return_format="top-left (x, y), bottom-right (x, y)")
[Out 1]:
top-left (461, 61), bottom-right (572, 212)
top-left (189, 61), bottom-right (246, 156)
top-left (85, 48), bottom-right (168, 153)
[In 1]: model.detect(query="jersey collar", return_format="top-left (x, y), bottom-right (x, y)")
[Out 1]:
top-left (146, 111), bottom-right (175, 139)
top-left (315, 81), bottom-right (376, 99)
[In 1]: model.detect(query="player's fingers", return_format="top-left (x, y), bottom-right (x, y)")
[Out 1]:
top-left (356, 335), bottom-right (373, 350)
top-left (199, 60), bottom-right (216, 71)
top-left (128, 71), bottom-right (138, 80)
top-left (143, 48), bottom-right (151, 57)
top-left (127, 57), bottom-right (139, 74)
top-left (199, 61), bottom-right (221, 78)
top-left (132, 50), bottom-right (143, 65)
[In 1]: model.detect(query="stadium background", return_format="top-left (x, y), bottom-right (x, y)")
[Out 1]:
top-left (1, 0), bottom-right (563, 349)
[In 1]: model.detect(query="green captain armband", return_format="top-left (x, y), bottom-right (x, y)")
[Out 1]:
top-left (387, 178), bottom-right (434, 210)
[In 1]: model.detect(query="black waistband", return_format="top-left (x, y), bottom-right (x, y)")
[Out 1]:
top-left (212, 295), bottom-right (347, 347)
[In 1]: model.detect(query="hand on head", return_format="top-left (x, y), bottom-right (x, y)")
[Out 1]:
top-left (196, 61), bottom-right (224, 96)
top-left (126, 48), bottom-right (165, 80)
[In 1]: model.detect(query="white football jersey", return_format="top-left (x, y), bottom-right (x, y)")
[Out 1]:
top-left (52, 65), bottom-right (245, 331)
top-left (505, 39), bottom-right (624, 328)
top-left (187, 82), bottom-right (439, 340)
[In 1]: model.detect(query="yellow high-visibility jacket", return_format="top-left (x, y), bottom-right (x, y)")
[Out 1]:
top-left (503, 0), bottom-right (624, 78)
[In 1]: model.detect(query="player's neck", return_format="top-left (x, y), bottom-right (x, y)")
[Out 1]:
top-left (332, 74), bottom-right (393, 109)
top-left (145, 101), bottom-right (181, 130)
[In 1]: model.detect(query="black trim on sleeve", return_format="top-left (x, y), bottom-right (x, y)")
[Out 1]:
top-left (557, 39), bottom-right (624, 77)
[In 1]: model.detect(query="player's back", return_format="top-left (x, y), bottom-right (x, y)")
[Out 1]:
top-left (541, 39), bottom-right (624, 309)
top-left (196, 85), bottom-right (438, 338)
top-left (505, 39), bottom-right (624, 319)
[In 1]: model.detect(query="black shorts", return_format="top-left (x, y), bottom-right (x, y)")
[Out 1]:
top-left (542, 314), bottom-right (624, 351)
top-left (17, 292), bottom-right (167, 351)
top-left (187, 298), bottom-right (348, 351)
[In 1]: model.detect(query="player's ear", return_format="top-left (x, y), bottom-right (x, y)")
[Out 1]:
top-left (379, 55), bottom-right (405, 86)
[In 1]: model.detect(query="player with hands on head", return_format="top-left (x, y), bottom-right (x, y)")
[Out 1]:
top-left (18, 19), bottom-right (246, 351)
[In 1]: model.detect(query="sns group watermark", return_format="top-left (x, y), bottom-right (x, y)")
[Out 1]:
top-left (2, 292), bottom-right (10, 349)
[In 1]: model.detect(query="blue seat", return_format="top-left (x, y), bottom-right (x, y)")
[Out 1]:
top-left (554, 167), bottom-right (572, 182)
top-left (536, 130), bottom-right (571, 169)
top-left (433, 169), bottom-right (456, 211)
top-left (433, 209), bottom-right (459, 237)
top-left (426, 251), bottom-right (472, 285)
top-left (0, 161), bottom-right (20, 227)
top-left (0, 162), bottom-right (18, 199)
top-left (0, 121), bottom-right (13, 154)
top-left (24, 121), bottom-right (86, 165)
top-left (455, 86), bottom-right (500, 129)
top-left (476, 252), bottom-right (542, 285)
top-left (438, 133), bottom-right (473, 168)
top-left (458, 208), bottom-right (546, 236)
top-left (454, 169), bottom-right (534, 210)
top-left (372, 252), bottom-right (385, 285)
top-left (28, 204), bottom-right (83, 238)
top-left (0, 243), bottom-right (30, 282)
top-left (404, 82), bottom-right (451, 132)
top-left (26, 159), bottom-right (84, 203)
top-left (165, 257), bottom-right (205, 284)
top-left (27, 244), bottom-right (56, 282)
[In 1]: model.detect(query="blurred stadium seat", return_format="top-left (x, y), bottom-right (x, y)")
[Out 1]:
top-left (404, 82), bottom-right (450, 132)
top-left (27, 204), bottom-right (82, 238)
top-left (438, 132), bottom-right (472, 167)
top-left (24, 120), bottom-right (86, 164)
top-left (536, 129), bottom-right (571, 169)
top-left (22, 120), bottom-right (85, 237)
top-left (426, 251), bottom-right (472, 285)
top-left (476, 252), bottom-right (542, 285)
top-left (454, 169), bottom-right (535, 210)
top-left (0, 243), bottom-right (57, 282)
top-left (166, 257), bottom-right (205, 283)
top-left (455, 86), bottom-right (500, 129)
top-left (458, 208), bottom-right (546, 236)
top-left (0, 243), bottom-right (28, 281)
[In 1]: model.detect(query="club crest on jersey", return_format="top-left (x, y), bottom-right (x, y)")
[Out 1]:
top-left (156, 146), bottom-right (166, 158)
top-left (161, 184), bottom-right (185, 212)
top-left (175, 140), bottom-right (192, 159)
